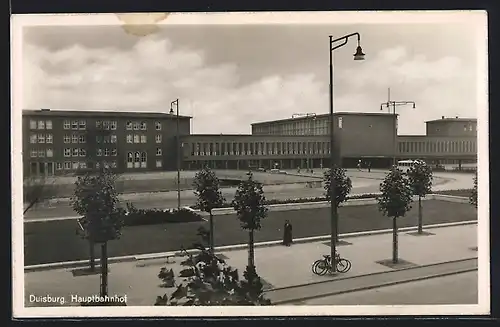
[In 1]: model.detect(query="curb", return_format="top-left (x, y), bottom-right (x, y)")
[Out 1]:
top-left (273, 265), bottom-right (478, 305)
top-left (24, 220), bottom-right (477, 272)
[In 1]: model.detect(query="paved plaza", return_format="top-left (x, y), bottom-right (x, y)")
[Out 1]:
top-left (24, 223), bottom-right (478, 307)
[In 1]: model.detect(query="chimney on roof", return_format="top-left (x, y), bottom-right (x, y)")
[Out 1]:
top-left (441, 116), bottom-right (444, 119)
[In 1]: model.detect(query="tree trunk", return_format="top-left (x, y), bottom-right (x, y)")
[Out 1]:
top-left (89, 240), bottom-right (95, 271)
top-left (248, 230), bottom-right (255, 269)
top-left (392, 217), bottom-right (398, 264)
top-left (209, 212), bottom-right (215, 253)
top-left (417, 196), bottom-right (423, 234)
top-left (334, 205), bottom-right (339, 242)
top-left (100, 242), bottom-right (108, 297)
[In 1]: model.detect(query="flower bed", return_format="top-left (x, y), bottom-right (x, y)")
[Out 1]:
top-left (123, 203), bottom-right (204, 226)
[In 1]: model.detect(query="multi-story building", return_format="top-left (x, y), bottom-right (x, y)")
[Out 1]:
top-left (22, 109), bottom-right (477, 177)
top-left (22, 109), bottom-right (191, 176)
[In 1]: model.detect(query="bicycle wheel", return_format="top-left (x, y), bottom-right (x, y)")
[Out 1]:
top-left (312, 259), bottom-right (328, 276)
top-left (337, 258), bottom-right (351, 273)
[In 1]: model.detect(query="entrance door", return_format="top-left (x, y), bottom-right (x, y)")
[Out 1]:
top-left (39, 162), bottom-right (46, 176)
top-left (47, 162), bottom-right (54, 176)
top-left (30, 162), bottom-right (38, 176)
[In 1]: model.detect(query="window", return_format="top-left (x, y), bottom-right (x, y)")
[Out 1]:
top-left (141, 152), bottom-right (147, 168)
top-left (464, 125), bottom-right (468, 132)
top-left (156, 148), bottom-right (162, 156)
top-left (110, 121), bottom-right (117, 130)
top-left (95, 162), bottom-right (100, 169)
top-left (64, 162), bottom-right (71, 169)
top-left (111, 161), bottom-right (117, 168)
top-left (140, 135), bottom-right (147, 143)
top-left (127, 152), bottom-right (133, 168)
top-left (79, 120), bottom-right (86, 130)
top-left (155, 122), bottom-right (162, 130)
top-left (56, 162), bottom-right (63, 170)
top-left (103, 135), bottom-right (110, 143)
top-left (134, 151), bottom-right (140, 168)
top-left (37, 134), bottom-right (45, 143)
top-left (79, 135), bottom-right (86, 143)
top-left (72, 148), bottom-right (79, 157)
top-left (469, 125), bottom-right (473, 131)
top-left (126, 121), bottom-right (133, 130)
top-left (96, 135), bottom-right (102, 143)
top-left (72, 162), bottom-right (79, 170)
top-left (133, 135), bottom-right (140, 143)
top-left (64, 135), bottom-right (71, 143)
top-left (111, 148), bottom-right (117, 156)
top-left (140, 122), bottom-right (147, 130)
top-left (38, 120), bottom-right (45, 129)
top-left (156, 134), bottom-right (162, 143)
top-left (97, 148), bottom-right (103, 156)
top-left (30, 120), bottom-right (37, 129)
top-left (63, 120), bottom-right (70, 129)
top-left (38, 149), bottom-right (45, 157)
top-left (72, 134), bottom-right (79, 143)
top-left (103, 121), bottom-right (110, 130)
top-left (104, 148), bottom-right (110, 156)
top-left (46, 120), bottom-right (52, 130)
top-left (46, 134), bottom-right (53, 144)
top-left (64, 148), bottom-right (71, 157)
top-left (111, 135), bottom-right (117, 143)
top-left (80, 162), bottom-right (87, 169)
top-left (30, 149), bottom-right (37, 157)
top-left (71, 121), bottom-right (78, 129)
top-left (126, 134), bottom-right (133, 143)
top-left (156, 160), bottom-right (162, 168)
top-left (96, 121), bottom-right (102, 129)
top-left (79, 148), bottom-right (86, 157)
top-left (46, 149), bottom-right (53, 157)
top-left (133, 122), bottom-right (140, 130)
top-left (30, 134), bottom-right (37, 144)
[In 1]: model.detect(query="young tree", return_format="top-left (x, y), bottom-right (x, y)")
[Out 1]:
top-left (23, 175), bottom-right (57, 214)
top-left (470, 172), bottom-right (478, 208)
top-left (71, 166), bottom-right (125, 295)
top-left (377, 167), bottom-right (413, 264)
top-left (407, 160), bottom-right (433, 234)
top-left (232, 172), bottom-right (268, 270)
top-left (323, 166), bottom-right (353, 242)
top-left (193, 167), bottom-right (225, 253)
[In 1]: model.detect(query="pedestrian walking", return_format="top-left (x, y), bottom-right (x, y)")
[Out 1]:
top-left (357, 159), bottom-right (362, 171)
top-left (283, 220), bottom-right (293, 246)
top-left (367, 161), bottom-right (371, 172)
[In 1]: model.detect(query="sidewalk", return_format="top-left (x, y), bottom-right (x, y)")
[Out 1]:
top-left (23, 223), bottom-right (477, 307)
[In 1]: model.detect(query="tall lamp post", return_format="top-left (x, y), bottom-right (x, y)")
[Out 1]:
top-left (329, 33), bottom-right (365, 273)
top-left (170, 99), bottom-right (181, 210)
top-left (292, 112), bottom-right (317, 170)
top-left (380, 100), bottom-right (416, 167)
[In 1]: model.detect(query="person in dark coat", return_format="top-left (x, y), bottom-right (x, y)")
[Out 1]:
top-left (283, 220), bottom-right (293, 246)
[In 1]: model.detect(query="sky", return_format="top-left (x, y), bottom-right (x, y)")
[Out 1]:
top-left (21, 16), bottom-right (482, 135)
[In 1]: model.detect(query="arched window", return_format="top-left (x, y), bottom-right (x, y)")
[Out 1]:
top-left (141, 151), bottom-right (147, 168)
top-left (134, 151), bottom-right (140, 168)
top-left (126, 152), bottom-right (133, 168)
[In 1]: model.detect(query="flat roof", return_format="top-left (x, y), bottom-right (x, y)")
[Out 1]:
top-left (22, 109), bottom-right (192, 120)
top-left (182, 134), bottom-right (328, 138)
top-left (251, 112), bottom-right (395, 126)
top-left (425, 117), bottom-right (477, 123)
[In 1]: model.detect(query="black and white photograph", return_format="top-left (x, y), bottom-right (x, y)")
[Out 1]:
top-left (11, 11), bottom-right (489, 317)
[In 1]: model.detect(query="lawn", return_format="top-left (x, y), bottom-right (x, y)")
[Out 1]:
top-left (24, 200), bottom-right (477, 266)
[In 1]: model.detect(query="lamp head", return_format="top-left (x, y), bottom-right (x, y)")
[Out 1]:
top-left (353, 46), bottom-right (365, 60)
top-left (412, 103), bottom-right (416, 109)
top-left (169, 108), bottom-right (174, 114)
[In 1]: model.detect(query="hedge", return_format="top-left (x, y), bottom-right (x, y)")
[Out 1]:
top-left (189, 189), bottom-right (474, 210)
top-left (123, 203), bottom-right (204, 226)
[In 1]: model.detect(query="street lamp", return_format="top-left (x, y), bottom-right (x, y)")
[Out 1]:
top-left (328, 33), bottom-right (365, 273)
top-left (380, 100), bottom-right (416, 167)
top-left (170, 99), bottom-right (181, 210)
top-left (292, 113), bottom-right (317, 170)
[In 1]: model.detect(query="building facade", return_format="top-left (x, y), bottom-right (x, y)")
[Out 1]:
top-left (425, 116), bottom-right (477, 137)
top-left (23, 109), bottom-right (191, 176)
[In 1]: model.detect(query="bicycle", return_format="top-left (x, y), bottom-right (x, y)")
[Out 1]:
top-left (311, 254), bottom-right (352, 275)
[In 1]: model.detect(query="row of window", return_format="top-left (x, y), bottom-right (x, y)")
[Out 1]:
top-left (125, 121), bottom-right (162, 131)
top-left (30, 158), bottom-right (163, 174)
top-left (398, 140), bottom-right (477, 154)
top-left (30, 134), bottom-right (53, 144)
top-left (125, 152), bottom-right (162, 168)
top-left (126, 134), bottom-right (162, 143)
top-left (30, 149), bottom-right (53, 158)
top-left (188, 141), bottom-right (332, 156)
top-left (29, 120), bottom-right (53, 130)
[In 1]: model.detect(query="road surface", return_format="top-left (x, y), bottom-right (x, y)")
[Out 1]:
top-left (24, 200), bottom-right (477, 265)
top-left (302, 270), bottom-right (478, 305)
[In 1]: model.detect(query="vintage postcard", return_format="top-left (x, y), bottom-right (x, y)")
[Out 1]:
top-left (11, 11), bottom-right (489, 317)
